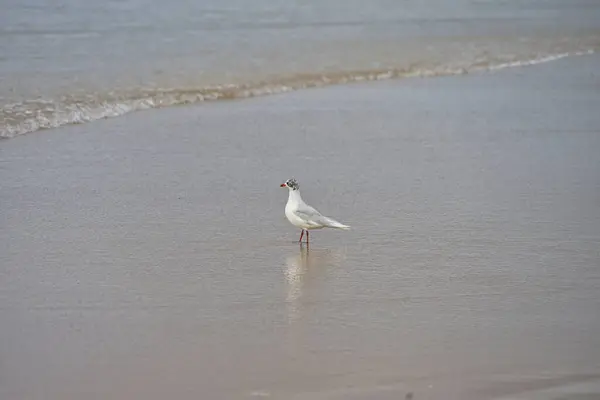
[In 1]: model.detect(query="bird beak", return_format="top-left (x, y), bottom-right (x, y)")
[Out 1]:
top-left (280, 183), bottom-right (286, 187)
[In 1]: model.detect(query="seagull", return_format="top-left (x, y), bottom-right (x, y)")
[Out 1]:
top-left (280, 178), bottom-right (350, 244)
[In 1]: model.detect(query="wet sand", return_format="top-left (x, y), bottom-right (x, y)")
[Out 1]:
top-left (1, 54), bottom-right (600, 399)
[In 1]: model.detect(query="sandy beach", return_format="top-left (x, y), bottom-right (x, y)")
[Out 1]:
top-left (1, 53), bottom-right (600, 399)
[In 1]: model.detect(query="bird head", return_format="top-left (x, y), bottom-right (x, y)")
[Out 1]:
top-left (280, 178), bottom-right (299, 191)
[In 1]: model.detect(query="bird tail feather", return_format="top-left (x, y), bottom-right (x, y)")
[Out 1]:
top-left (324, 218), bottom-right (351, 230)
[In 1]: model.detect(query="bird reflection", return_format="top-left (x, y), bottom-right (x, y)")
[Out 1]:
top-left (284, 245), bottom-right (309, 326)
top-left (284, 245), bottom-right (343, 328)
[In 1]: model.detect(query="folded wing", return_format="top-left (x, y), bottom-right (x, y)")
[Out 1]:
top-left (294, 203), bottom-right (350, 230)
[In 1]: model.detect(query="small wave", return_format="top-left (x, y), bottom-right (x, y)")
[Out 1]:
top-left (0, 49), bottom-right (594, 139)
top-left (487, 49), bottom-right (594, 70)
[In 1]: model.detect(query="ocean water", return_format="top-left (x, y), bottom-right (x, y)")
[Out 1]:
top-left (2, 2), bottom-right (600, 399)
top-left (1, 0), bottom-right (600, 137)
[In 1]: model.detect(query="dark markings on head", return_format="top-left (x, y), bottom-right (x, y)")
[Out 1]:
top-left (286, 178), bottom-right (299, 190)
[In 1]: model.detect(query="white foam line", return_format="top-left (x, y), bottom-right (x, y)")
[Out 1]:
top-left (1, 49), bottom-right (596, 139)
top-left (486, 49), bottom-right (595, 71)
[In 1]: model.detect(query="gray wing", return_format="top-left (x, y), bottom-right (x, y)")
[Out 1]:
top-left (294, 203), bottom-right (332, 227)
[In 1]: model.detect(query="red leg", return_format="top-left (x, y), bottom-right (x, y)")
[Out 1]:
top-left (299, 230), bottom-right (304, 243)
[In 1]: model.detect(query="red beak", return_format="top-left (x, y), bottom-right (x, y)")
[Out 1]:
top-left (280, 183), bottom-right (286, 187)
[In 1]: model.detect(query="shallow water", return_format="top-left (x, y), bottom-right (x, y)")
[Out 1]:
top-left (1, 54), bottom-right (600, 399)
top-left (1, 0), bottom-right (600, 137)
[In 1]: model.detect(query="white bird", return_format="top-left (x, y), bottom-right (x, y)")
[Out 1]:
top-left (280, 178), bottom-right (350, 244)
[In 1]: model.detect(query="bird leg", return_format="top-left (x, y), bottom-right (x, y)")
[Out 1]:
top-left (298, 230), bottom-right (304, 243)
top-left (306, 230), bottom-right (309, 245)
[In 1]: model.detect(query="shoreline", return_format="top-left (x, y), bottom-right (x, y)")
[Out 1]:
top-left (0, 49), bottom-right (596, 140)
